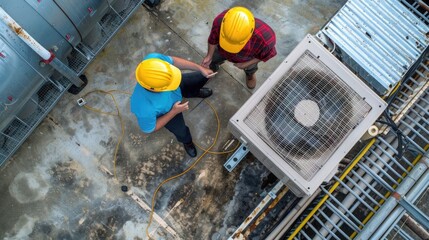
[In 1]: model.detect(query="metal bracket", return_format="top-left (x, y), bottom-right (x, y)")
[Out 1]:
top-left (77, 98), bottom-right (87, 106)
top-left (224, 143), bottom-right (249, 172)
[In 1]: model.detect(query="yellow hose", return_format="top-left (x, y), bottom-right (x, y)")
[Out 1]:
top-left (82, 89), bottom-right (128, 179)
top-left (81, 91), bottom-right (236, 239)
top-left (145, 99), bottom-right (221, 239)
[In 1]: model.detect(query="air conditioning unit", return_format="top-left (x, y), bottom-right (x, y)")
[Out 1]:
top-left (228, 34), bottom-right (387, 197)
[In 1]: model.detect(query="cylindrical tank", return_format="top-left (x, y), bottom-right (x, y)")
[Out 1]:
top-left (0, 0), bottom-right (118, 131)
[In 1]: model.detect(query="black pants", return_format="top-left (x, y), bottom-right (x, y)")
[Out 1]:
top-left (164, 72), bottom-right (208, 144)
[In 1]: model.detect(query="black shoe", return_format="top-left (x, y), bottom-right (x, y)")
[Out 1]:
top-left (197, 88), bottom-right (212, 98)
top-left (184, 142), bottom-right (197, 157)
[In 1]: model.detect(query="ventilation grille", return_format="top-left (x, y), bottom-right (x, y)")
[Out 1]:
top-left (244, 51), bottom-right (372, 180)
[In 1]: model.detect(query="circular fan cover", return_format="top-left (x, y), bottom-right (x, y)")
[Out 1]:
top-left (264, 69), bottom-right (352, 158)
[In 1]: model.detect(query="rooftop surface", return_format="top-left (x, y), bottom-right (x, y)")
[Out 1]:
top-left (0, 1), bottom-right (347, 239)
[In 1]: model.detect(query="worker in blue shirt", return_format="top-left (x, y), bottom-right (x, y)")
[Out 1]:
top-left (131, 53), bottom-right (215, 157)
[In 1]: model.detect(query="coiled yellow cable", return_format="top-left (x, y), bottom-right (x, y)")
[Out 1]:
top-left (145, 99), bottom-right (222, 239)
top-left (81, 91), bottom-right (239, 239)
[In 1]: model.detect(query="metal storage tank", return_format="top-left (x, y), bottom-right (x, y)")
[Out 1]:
top-left (0, 0), bottom-right (144, 165)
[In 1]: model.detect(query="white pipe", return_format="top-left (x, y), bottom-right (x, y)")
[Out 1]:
top-left (0, 6), bottom-right (84, 87)
top-left (0, 7), bottom-right (51, 60)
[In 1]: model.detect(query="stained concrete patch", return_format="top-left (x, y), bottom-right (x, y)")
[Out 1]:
top-left (129, 143), bottom-right (186, 189)
top-left (9, 172), bottom-right (50, 204)
top-left (116, 221), bottom-right (148, 239)
top-left (51, 161), bottom-right (81, 187)
top-left (4, 214), bottom-right (37, 240)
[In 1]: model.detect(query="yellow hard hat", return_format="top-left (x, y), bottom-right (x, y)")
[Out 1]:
top-left (135, 59), bottom-right (181, 92)
top-left (220, 7), bottom-right (255, 53)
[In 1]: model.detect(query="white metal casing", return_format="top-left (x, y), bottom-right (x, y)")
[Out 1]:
top-left (228, 34), bottom-right (387, 197)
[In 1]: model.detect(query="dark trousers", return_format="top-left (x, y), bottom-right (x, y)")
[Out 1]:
top-left (210, 46), bottom-right (258, 76)
top-left (164, 72), bottom-right (208, 144)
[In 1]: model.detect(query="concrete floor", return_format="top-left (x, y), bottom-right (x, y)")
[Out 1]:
top-left (0, 0), bottom-right (346, 239)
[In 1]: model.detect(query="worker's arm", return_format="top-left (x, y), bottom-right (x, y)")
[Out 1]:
top-left (201, 44), bottom-right (217, 68)
top-left (153, 101), bottom-right (189, 131)
top-left (171, 56), bottom-right (214, 78)
top-left (233, 58), bottom-right (261, 69)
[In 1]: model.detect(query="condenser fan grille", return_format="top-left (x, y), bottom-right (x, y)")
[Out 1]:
top-left (244, 51), bottom-right (372, 180)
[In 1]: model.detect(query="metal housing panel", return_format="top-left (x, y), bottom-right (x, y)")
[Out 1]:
top-left (319, 0), bottom-right (429, 95)
top-left (23, 0), bottom-right (81, 48)
top-left (228, 35), bottom-right (387, 196)
top-left (54, 0), bottom-right (110, 41)
top-left (0, 37), bottom-right (45, 131)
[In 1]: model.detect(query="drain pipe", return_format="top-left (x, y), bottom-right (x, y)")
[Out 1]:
top-left (0, 7), bottom-right (84, 87)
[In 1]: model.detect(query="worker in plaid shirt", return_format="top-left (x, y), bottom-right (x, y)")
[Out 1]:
top-left (202, 6), bottom-right (277, 89)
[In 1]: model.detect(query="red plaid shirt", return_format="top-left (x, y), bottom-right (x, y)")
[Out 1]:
top-left (208, 10), bottom-right (277, 63)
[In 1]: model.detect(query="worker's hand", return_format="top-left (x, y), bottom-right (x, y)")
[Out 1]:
top-left (172, 101), bottom-right (189, 114)
top-left (201, 56), bottom-right (212, 68)
top-left (200, 67), bottom-right (215, 78)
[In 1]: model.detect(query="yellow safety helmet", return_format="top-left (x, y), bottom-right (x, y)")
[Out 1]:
top-left (220, 7), bottom-right (255, 53)
top-left (135, 58), bottom-right (181, 92)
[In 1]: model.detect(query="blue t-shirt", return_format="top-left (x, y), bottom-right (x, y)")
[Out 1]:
top-left (130, 53), bottom-right (182, 133)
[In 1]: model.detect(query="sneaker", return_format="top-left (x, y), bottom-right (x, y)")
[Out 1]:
top-left (183, 142), bottom-right (197, 157)
top-left (246, 73), bottom-right (256, 89)
top-left (197, 87), bottom-right (213, 98)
